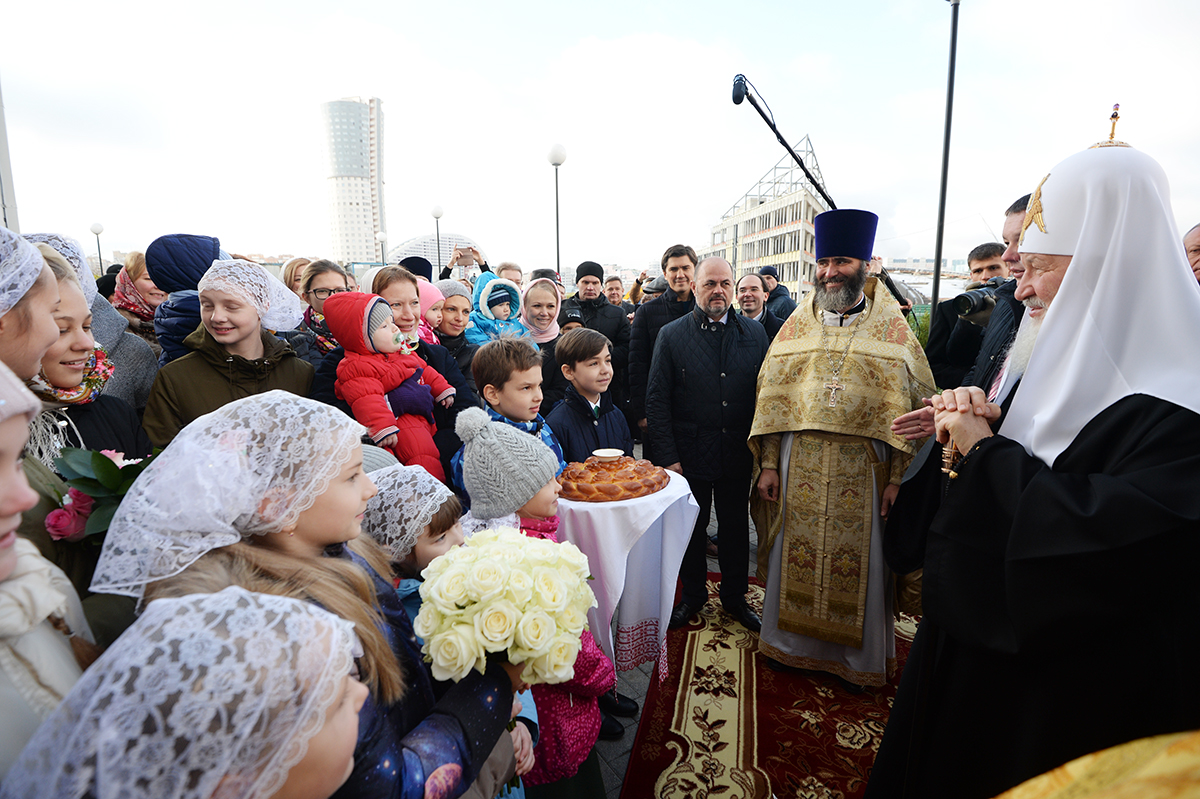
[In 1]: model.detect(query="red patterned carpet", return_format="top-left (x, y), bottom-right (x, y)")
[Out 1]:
top-left (620, 575), bottom-right (914, 799)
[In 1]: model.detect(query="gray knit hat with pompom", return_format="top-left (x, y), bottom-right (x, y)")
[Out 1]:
top-left (455, 407), bottom-right (559, 520)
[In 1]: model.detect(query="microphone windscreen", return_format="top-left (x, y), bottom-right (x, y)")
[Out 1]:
top-left (733, 75), bottom-right (746, 105)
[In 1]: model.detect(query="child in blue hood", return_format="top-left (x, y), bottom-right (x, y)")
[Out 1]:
top-left (465, 271), bottom-right (529, 345)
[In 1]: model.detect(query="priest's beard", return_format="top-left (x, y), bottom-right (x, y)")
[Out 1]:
top-left (1008, 300), bottom-right (1046, 377)
top-left (814, 261), bottom-right (868, 313)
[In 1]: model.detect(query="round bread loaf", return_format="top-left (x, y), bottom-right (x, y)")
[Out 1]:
top-left (559, 456), bottom-right (670, 502)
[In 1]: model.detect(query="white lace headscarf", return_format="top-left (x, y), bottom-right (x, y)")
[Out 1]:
top-left (361, 464), bottom-right (454, 561)
top-left (1004, 144), bottom-right (1200, 463)
top-left (3, 586), bottom-right (358, 799)
top-left (89, 391), bottom-right (365, 598)
top-left (21, 233), bottom-right (97, 306)
top-left (197, 259), bottom-right (306, 332)
top-left (0, 225), bottom-right (45, 320)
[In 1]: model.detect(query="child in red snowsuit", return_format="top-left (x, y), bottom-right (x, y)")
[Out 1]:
top-left (323, 292), bottom-right (454, 480)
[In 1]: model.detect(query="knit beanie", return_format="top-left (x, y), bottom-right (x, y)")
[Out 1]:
top-left (434, 279), bottom-right (471, 303)
top-left (487, 286), bottom-right (511, 310)
top-left (399, 257), bottom-right (433, 282)
top-left (455, 407), bottom-right (559, 520)
top-left (575, 261), bottom-right (604, 283)
top-left (366, 296), bottom-right (394, 351)
top-left (564, 308), bottom-right (584, 324)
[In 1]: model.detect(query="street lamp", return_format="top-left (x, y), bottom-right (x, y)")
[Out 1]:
top-left (547, 144), bottom-right (566, 279)
top-left (431, 205), bottom-right (443, 274)
top-left (375, 230), bottom-right (388, 266)
top-left (89, 223), bottom-right (104, 275)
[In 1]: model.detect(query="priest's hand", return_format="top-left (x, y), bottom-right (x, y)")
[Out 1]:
top-left (758, 469), bottom-right (780, 501)
top-left (665, 462), bottom-right (683, 474)
top-left (932, 387), bottom-right (1000, 454)
top-left (892, 398), bottom-right (935, 440)
top-left (881, 483), bottom-right (900, 519)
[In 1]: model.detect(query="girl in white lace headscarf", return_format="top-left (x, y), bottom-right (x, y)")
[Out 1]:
top-left (91, 391), bottom-right (520, 798)
top-left (0, 359), bottom-right (96, 779)
top-left (140, 261), bottom-right (315, 447)
top-left (3, 586), bottom-right (368, 799)
top-left (0, 226), bottom-right (61, 381)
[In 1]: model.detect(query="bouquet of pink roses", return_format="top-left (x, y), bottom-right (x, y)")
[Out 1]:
top-left (413, 526), bottom-right (597, 684)
top-left (45, 448), bottom-right (158, 542)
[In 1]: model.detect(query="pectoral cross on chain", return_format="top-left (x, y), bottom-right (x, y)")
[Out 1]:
top-left (824, 379), bottom-right (845, 407)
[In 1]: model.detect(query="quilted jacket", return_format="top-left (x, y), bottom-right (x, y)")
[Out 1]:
top-left (144, 234), bottom-right (223, 365)
top-left (645, 308), bottom-right (769, 481)
top-left (322, 292), bottom-right (454, 442)
top-left (628, 287), bottom-right (695, 421)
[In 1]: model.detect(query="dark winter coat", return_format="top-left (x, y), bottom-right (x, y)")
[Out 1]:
top-left (645, 309), bottom-right (769, 480)
top-left (142, 324), bottom-right (314, 447)
top-left (545, 385), bottom-right (634, 464)
top-left (764, 283), bottom-right (798, 320)
top-left (91, 296), bottom-right (158, 410)
top-left (925, 300), bottom-right (985, 390)
top-left (963, 278), bottom-right (1023, 390)
top-left (145, 234), bottom-right (223, 365)
top-left (628, 287), bottom-right (695, 421)
top-left (537, 336), bottom-right (571, 415)
top-left (437, 331), bottom-right (480, 397)
top-left (558, 294), bottom-right (630, 400)
top-left (739, 307), bottom-right (784, 341)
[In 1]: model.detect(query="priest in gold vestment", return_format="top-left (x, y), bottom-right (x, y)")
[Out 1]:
top-left (750, 209), bottom-right (933, 689)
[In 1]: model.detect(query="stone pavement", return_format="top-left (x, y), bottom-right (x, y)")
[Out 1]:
top-left (592, 457), bottom-right (760, 798)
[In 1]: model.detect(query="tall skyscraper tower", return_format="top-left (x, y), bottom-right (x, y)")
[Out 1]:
top-left (321, 96), bottom-right (386, 264)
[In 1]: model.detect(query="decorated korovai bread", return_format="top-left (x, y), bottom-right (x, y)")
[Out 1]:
top-left (559, 455), bottom-right (670, 502)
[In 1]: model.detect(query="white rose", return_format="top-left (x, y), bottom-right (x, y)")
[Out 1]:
top-left (412, 603), bottom-right (443, 641)
top-left (557, 541), bottom-right (591, 579)
top-left (525, 632), bottom-right (582, 684)
top-left (511, 609), bottom-right (556, 660)
top-left (556, 603), bottom-right (588, 637)
top-left (426, 563), bottom-right (471, 614)
top-left (506, 568), bottom-right (534, 607)
top-left (466, 560), bottom-right (508, 603)
top-left (470, 528), bottom-right (502, 547)
top-left (532, 566), bottom-right (570, 614)
top-left (523, 538), bottom-right (559, 564)
top-left (573, 582), bottom-right (598, 611)
top-left (473, 599), bottom-right (521, 653)
top-left (428, 622), bottom-right (484, 682)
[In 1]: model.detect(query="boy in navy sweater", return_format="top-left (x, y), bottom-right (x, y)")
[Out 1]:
top-left (545, 327), bottom-right (634, 464)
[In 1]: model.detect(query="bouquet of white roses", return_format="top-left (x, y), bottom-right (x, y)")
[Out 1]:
top-left (414, 526), bottom-right (597, 684)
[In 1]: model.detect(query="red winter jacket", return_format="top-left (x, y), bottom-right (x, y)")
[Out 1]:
top-left (322, 292), bottom-right (454, 442)
top-left (519, 514), bottom-right (615, 786)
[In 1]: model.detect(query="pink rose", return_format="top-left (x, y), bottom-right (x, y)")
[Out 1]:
top-left (46, 508), bottom-right (87, 542)
top-left (65, 488), bottom-right (94, 516)
top-left (100, 450), bottom-right (126, 465)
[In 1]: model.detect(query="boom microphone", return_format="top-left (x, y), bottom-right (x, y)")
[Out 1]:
top-left (732, 74), bottom-right (747, 105)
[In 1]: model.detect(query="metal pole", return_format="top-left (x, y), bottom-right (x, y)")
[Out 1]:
top-left (930, 0), bottom-right (961, 310)
top-left (94, 234), bottom-right (103, 271)
top-left (0, 74), bottom-right (19, 232)
top-left (554, 165), bottom-right (561, 278)
top-left (435, 220), bottom-right (441, 276)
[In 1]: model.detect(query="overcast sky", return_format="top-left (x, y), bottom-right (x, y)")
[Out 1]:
top-left (3, 0), bottom-right (1197, 273)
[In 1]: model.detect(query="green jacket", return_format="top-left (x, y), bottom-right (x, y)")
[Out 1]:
top-left (142, 324), bottom-right (314, 448)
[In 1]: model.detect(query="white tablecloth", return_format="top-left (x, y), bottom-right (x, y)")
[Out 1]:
top-left (557, 470), bottom-right (698, 680)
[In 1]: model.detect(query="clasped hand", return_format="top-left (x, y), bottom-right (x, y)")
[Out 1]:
top-left (929, 387), bottom-right (1000, 455)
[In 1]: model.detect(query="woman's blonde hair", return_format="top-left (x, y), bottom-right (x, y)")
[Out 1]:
top-left (281, 257), bottom-right (313, 291)
top-left (124, 251), bottom-right (148, 282)
top-left (145, 536), bottom-right (406, 705)
top-left (300, 259), bottom-right (348, 295)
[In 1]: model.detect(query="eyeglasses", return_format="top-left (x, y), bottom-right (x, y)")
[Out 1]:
top-left (309, 287), bottom-right (350, 300)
